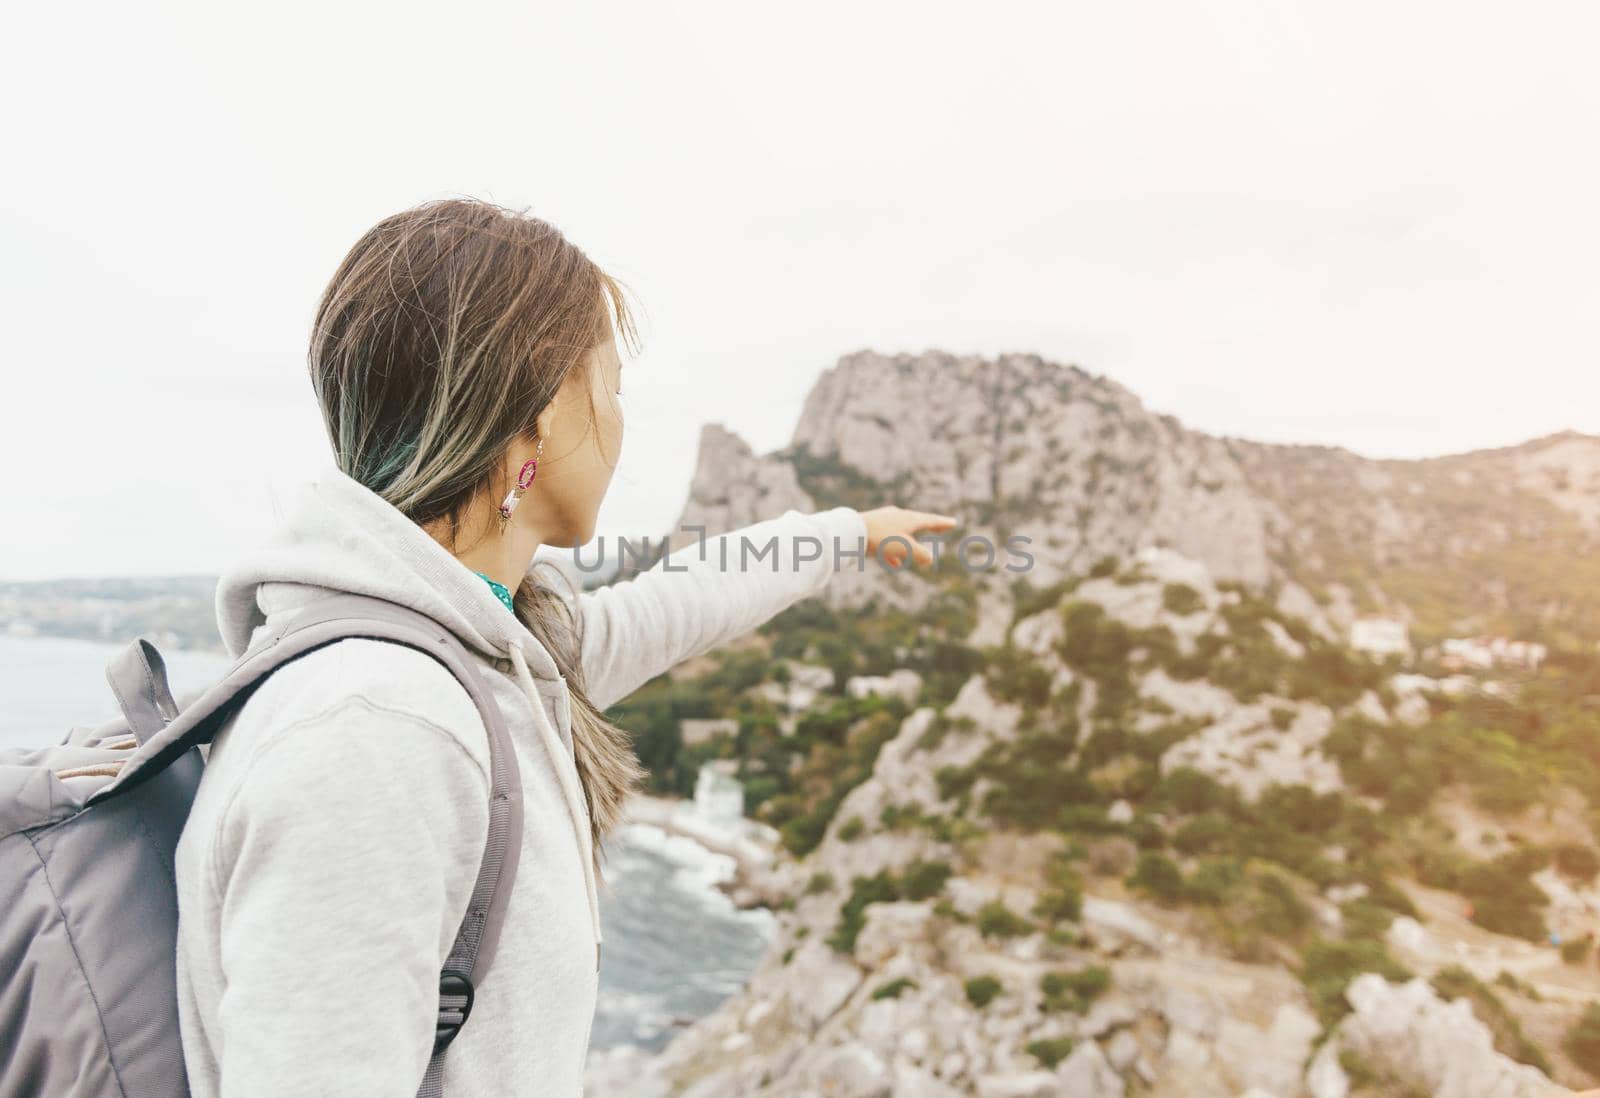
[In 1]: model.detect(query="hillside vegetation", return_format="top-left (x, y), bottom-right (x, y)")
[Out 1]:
top-left (593, 349), bottom-right (1600, 1098)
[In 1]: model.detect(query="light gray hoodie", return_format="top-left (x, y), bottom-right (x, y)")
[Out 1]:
top-left (172, 462), bottom-right (867, 1097)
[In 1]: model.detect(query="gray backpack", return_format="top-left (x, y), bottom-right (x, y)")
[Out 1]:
top-left (0, 592), bottom-right (523, 1098)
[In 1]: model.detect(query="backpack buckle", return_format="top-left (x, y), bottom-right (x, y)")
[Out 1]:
top-left (433, 971), bottom-right (476, 1054)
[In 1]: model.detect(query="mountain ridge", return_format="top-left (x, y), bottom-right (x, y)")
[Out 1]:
top-left (667, 350), bottom-right (1600, 645)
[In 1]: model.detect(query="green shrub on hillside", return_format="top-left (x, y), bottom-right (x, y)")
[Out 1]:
top-left (827, 871), bottom-right (900, 954)
top-left (1556, 842), bottom-right (1600, 882)
top-left (984, 644), bottom-right (1056, 709)
top-left (1412, 846), bottom-right (1551, 941)
top-left (1012, 576), bottom-right (1082, 621)
top-left (976, 900), bottom-right (1033, 939)
top-left (965, 975), bottom-right (1003, 1008)
top-left (1162, 583), bottom-right (1205, 616)
top-left (1300, 938), bottom-right (1411, 1027)
top-left (1285, 643), bottom-right (1386, 709)
top-left (778, 810), bottom-right (831, 858)
top-left (1183, 857), bottom-right (1245, 906)
top-left (767, 701), bottom-right (906, 857)
top-left (1339, 900), bottom-right (1395, 941)
top-left (826, 860), bottom-right (954, 955)
top-left (1058, 804), bottom-right (1122, 835)
top-left (1040, 966), bottom-right (1111, 1014)
top-left (1157, 766), bottom-right (1239, 815)
top-left (1446, 973), bottom-right (1555, 1075)
top-left (1173, 813), bottom-right (1231, 855)
top-left (1056, 601), bottom-right (1141, 719)
top-left (1250, 870), bottom-right (1313, 937)
top-left (872, 977), bottom-right (918, 1001)
top-left (1127, 851), bottom-right (1185, 904)
top-left (1566, 1003), bottom-right (1600, 1076)
top-left (900, 859), bottom-right (954, 901)
top-left (1323, 647), bottom-right (1600, 825)
top-left (1033, 854), bottom-right (1085, 923)
top-left (1026, 1035), bottom-right (1077, 1068)
top-left (939, 718), bottom-right (1099, 832)
top-left (1427, 966), bottom-right (1551, 1073)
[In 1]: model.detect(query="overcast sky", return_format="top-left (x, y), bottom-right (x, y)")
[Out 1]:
top-left (3, 1), bottom-right (1597, 581)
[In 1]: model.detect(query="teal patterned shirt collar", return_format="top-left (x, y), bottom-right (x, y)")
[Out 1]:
top-left (472, 571), bottom-right (515, 613)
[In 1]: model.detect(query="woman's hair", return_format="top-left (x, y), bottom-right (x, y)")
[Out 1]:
top-left (306, 195), bottom-right (644, 853)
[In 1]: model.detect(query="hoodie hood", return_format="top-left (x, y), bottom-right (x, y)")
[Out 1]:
top-left (216, 462), bottom-right (563, 682)
top-left (215, 461), bottom-right (606, 949)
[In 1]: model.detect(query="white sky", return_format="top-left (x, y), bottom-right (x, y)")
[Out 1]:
top-left (3, 1), bottom-right (1597, 581)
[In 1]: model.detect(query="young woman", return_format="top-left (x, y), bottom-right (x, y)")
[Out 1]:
top-left (170, 197), bottom-right (954, 1097)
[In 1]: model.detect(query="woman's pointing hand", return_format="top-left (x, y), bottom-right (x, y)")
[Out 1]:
top-left (861, 506), bottom-right (959, 569)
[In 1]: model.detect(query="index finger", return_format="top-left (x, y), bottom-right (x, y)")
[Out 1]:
top-left (908, 511), bottom-right (959, 532)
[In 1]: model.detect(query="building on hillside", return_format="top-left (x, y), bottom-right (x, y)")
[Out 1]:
top-left (751, 661), bottom-right (836, 718)
top-left (693, 759), bottom-right (744, 827)
top-left (679, 717), bottom-right (739, 747)
top-left (1439, 635), bottom-right (1548, 673)
top-left (845, 668), bottom-right (922, 704)
top-left (1349, 616), bottom-right (1410, 659)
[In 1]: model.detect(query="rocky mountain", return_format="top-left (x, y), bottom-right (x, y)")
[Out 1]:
top-left (592, 350), bottom-right (1600, 1097)
top-left (667, 349), bottom-right (1600, 645)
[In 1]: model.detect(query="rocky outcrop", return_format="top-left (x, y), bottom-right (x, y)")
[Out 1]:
top-left (588, 881), bottom-right (1326, 1097)
top-left (664, 423), bottom-right (816, 557)
top-left (1309, 974), bottom-right (1564, 1098)
top-left (788, 350), bottom-right (1273, 589)
top-left (593, 350), bottom-right (1600, 1095)
top-left (667, 349), bottom-right (1600, 637)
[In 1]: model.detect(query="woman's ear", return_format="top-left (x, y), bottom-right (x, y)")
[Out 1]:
top-left (534, 393), bottom-right (561, 448)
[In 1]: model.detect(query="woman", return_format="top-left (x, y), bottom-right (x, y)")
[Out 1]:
top-left (171, 196), bottom-right (954, 1096)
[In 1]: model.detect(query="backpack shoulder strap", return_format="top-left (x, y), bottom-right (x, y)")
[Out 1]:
top-left (92, 593), bottom-right (523, 1096)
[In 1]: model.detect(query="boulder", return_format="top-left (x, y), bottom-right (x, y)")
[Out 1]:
top-left (1055, 1040), bottom-right (1125, 1097)
top-left (785, 942), bottom-right (863, 1029)
top-left (976, 1071), bottom-right (1067, 1098)
top-left (1334, 974), bottom-right (1558, 1098)
top-left (1080, 897), bottom-right (1161, 954)
top-left (802, 1045), bottom-right (891, 1098)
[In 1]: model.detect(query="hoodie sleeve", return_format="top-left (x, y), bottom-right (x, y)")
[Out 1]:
top-left (575, 506), bottom-right (869, 711)
top-left (206, 696), bottom-right (490, 1096)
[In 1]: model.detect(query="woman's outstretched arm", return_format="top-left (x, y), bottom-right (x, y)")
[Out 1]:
top-left (574, 505), bottom-right (954, 712)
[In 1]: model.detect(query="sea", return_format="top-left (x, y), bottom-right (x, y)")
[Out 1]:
top-left (0, 632), bottom-right (772, 1053)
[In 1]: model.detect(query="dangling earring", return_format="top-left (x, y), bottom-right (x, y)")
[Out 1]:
top-left (498, 436), bottom-right (544, 530)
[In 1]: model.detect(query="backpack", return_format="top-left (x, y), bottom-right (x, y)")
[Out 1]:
top-left (0, 592), bottom-right (524, 1098)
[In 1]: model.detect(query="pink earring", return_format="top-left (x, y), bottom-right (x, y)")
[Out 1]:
top-left (498, 437), bottom-right (544, 527)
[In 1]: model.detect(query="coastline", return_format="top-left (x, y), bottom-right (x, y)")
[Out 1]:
top-left (588, 796), bottom-right (781, 1063)
top-left (618, 793), bottom-right (784, 906)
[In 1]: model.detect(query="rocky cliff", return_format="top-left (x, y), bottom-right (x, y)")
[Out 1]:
top-left (664, 349), bottom-right (1600, 644)
top-left (592, 350), bottom-right (1600, 1097)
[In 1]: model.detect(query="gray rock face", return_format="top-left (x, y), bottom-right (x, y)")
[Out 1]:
top-left (1159, 697), bottom-right (1340, 800)
top-left (1079, 897), bottom-right (1161, 955)
top-left (1328, 975), bottom-right (1563, 1098)
top-left (802, 1045), bottom-right (892, 1097)
top-left (974, 1072), bottom-right (1069, 1098)
top-left (665, 423), bottom-right (816, 556)
top-left (1054, 1040), bottom-right (1125, 1097)
top-left (666, 349), bottom-right (1600, 634)
top-left (788, 941), bottom-right (865, 1030)
top-left (584, 351), bottom-right (1600, 1097)
top-left (787, 350), bottom-right (1273, 589)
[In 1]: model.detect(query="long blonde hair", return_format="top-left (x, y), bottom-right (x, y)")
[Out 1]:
top-left (307, 195), bottom-right (644, 849)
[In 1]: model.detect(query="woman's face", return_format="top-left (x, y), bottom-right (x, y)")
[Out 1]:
top-left (524, 334), bottom-right (625, 547)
